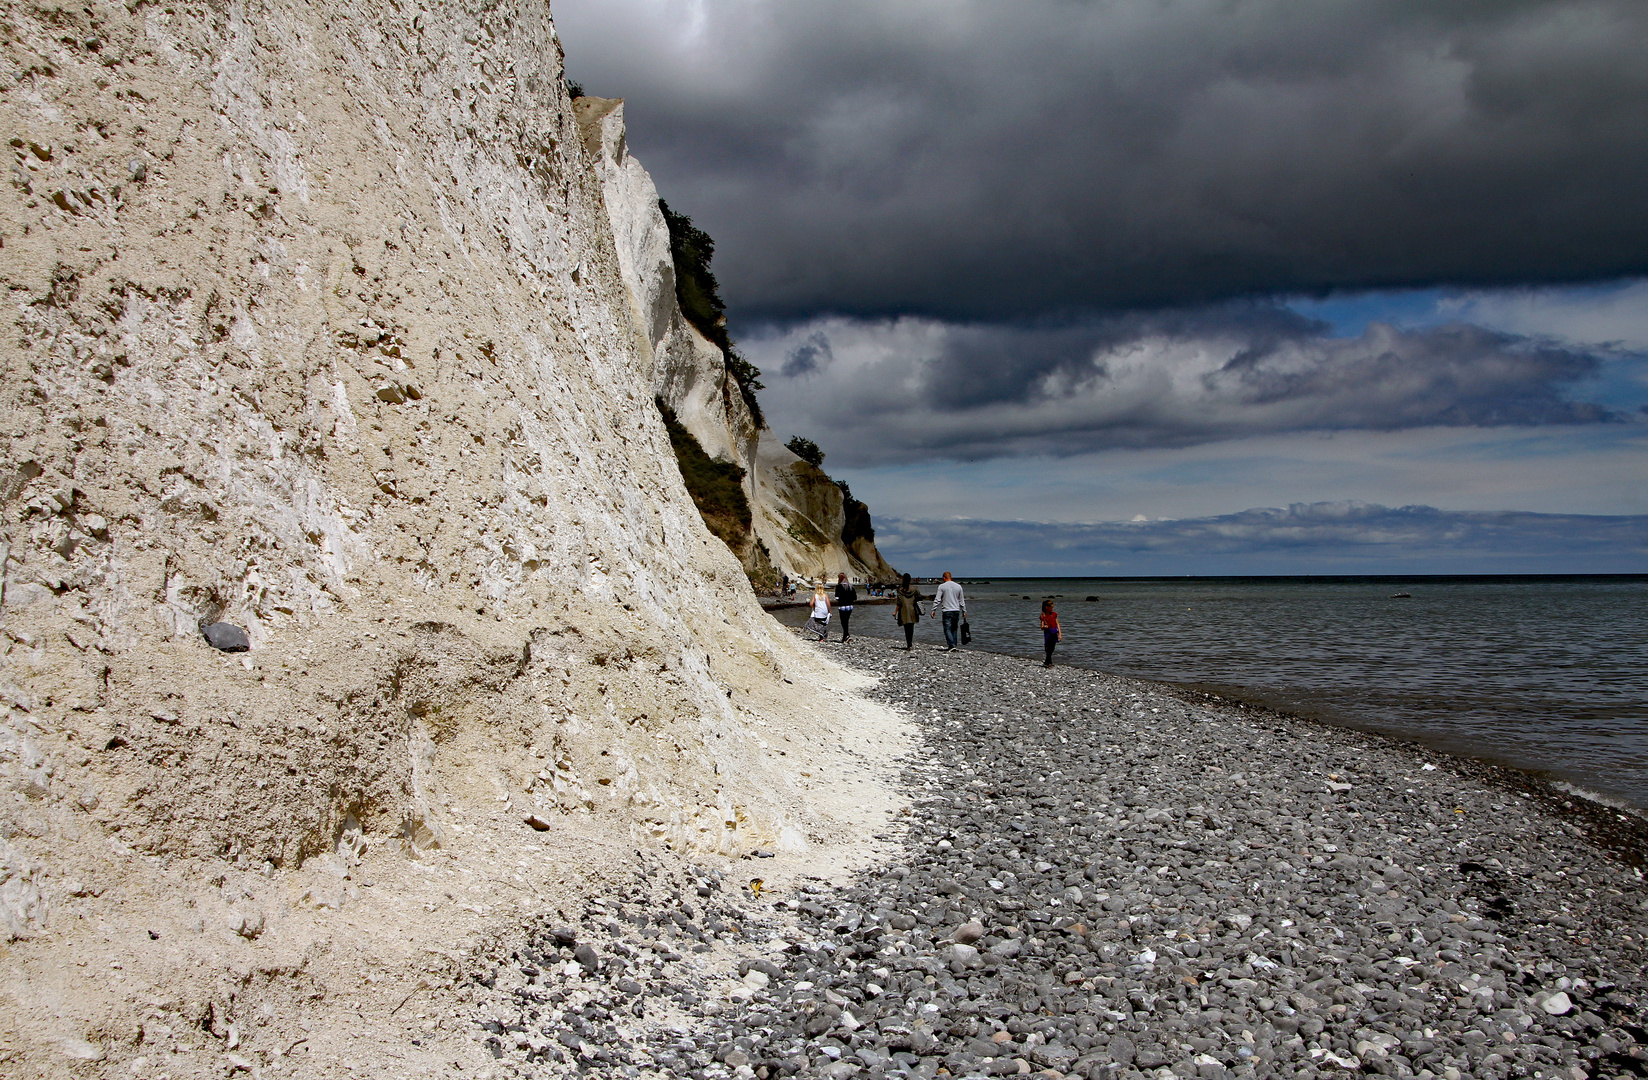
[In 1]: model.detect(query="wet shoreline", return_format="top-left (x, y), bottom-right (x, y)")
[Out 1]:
top-left (768, 590), bottom-right (1648, 816)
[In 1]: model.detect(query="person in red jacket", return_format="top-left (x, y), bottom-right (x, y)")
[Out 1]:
top-left (1040, 599), bottom-right (1061, 667)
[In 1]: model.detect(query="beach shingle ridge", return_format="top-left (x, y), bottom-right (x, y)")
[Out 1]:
top-left (461, 640), bottom-right (1648, 1080)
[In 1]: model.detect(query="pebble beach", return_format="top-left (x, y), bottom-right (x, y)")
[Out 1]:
top-left (461, 639), bottom-right (1648, 1080)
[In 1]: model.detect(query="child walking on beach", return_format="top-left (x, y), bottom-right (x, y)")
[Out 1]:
top-left (1040, 600), bottom-right (1061, 667)
top-left (807, 585), bottom-right (832, 642)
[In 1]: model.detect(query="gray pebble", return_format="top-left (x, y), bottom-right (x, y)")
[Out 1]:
top-left (201, 621), bottom-right (249, 652)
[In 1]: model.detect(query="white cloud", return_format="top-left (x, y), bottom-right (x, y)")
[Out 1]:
top-left (751, 309), bottom-right (1623, 466)
top-left (876, 502), bottom-right (1648, 576)
top-left (835, 425), bottom-right (1648, 527)
top-left (1445, 279), bottom-right (1648, 353)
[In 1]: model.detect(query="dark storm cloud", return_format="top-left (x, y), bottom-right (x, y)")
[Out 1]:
top-left (780, 330), bottom-right (831, 378)
top-left (877, 503), bottom-right (1648, 575)
top-left (751, 308), bottom-right (1625, 466)
top-left (555, 0), bottom-right (1648, 322)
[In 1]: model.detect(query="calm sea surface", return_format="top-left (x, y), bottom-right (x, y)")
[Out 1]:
top-left (774, 576), bottom-right (1648, 808)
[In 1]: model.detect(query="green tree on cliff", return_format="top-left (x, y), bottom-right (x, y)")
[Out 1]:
top-left (785, 436), bottom-right (824, 468)
top-left (659, 200), bottom-right (764, 426)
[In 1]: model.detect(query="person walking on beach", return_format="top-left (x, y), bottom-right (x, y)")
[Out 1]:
top-left (1040, 599), bottom-right (1061, 667)
top-left (894, 573), bottom-right (923, 650)
top-left (931, 571), bottom-right (967, 650)
top-left (834, 573), bottom-right (857, 642)
top-left (806, 584), bottom-right (831, 642)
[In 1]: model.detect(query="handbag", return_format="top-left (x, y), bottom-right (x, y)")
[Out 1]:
top-left (960, 619), bottom-right (972, 645)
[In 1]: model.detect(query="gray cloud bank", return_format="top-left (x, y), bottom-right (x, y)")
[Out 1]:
top-left (880, 502), bottom-right (1648, 576)
top-left (557, 0), bottom-right (1648, 321)
top-left (752, 307), bottom-right (1629, 465)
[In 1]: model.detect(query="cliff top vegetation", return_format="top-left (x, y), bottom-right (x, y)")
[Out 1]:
top-left (785, 436), bottom-right (824, 468)
top-left (659, 199), bottom-right (765, 426)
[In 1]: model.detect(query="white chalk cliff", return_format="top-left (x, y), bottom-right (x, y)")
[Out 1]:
top-left (0, 1), bottom-right (906, 1069)
top-left (575, 96), bottom-right (898, 586)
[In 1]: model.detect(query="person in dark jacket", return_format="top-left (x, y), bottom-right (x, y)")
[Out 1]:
top-left (834, 573), bottom-right (857, 642)
top-left (894, 572), bottom-right (923, 651)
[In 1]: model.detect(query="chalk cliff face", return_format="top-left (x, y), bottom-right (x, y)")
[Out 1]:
top-left (576, 98), bottom-right (897, 586)
top-left (0, 1), bottom-right (905, 1067)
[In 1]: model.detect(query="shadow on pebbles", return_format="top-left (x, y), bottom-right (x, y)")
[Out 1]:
top-left (459, 642), bottom-right (1648, 1080)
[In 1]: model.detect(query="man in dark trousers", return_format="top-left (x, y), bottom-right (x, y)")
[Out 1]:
top-left (834, 573), bottom-right (857, 642)
top-left (931, 571), bottom-right (966, 650)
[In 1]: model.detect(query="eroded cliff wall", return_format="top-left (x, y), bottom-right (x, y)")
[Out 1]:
top-left (0, 1), bottom-right (905, 1069)
top-left (575, 98), bottom-right (898, 586)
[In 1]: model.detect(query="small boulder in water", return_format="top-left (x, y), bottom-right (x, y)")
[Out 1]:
top-left (202, 622), bottom-right (249, 652)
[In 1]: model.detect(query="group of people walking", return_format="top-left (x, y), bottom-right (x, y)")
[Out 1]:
top-left (804, 572), bottom-right (1065, 667)
top-left (806, 574), bottom-right (859, 642)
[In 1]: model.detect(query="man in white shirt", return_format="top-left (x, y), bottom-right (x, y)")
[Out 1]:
top-left (931, 571), bottom-right (967, 650)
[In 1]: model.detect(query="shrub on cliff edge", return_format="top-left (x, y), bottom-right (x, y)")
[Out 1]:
top-left (785, 436), bottom-right (824, 468)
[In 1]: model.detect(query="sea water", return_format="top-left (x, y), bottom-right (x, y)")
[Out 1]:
top-left (776, 576), bottom-right (1648, 809)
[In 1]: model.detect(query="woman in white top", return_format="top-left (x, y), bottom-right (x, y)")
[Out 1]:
top-left (806, 585), bottom-right (832, 641)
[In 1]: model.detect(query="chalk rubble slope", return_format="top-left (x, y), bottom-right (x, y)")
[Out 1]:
top-left (0, 1), bottom-right (907, 1073)
top-left (576, 96), bottom-right (898, 586)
